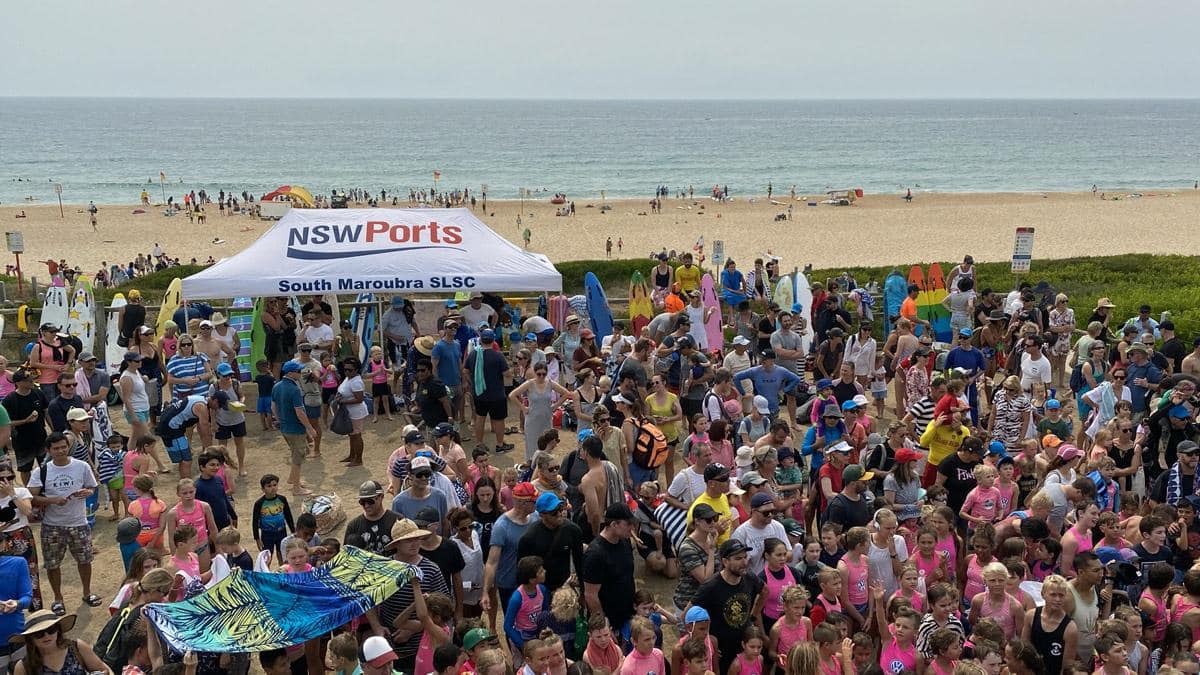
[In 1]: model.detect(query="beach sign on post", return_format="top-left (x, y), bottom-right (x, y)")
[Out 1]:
top-left (1011, 227), bottom-right (1035, 273)
top-left (712, 240), bottom-right (725, 269)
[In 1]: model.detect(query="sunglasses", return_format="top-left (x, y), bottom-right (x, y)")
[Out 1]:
top-left (28, 627), bottom-right (57, 639)
top-left (412, 472), bottom-right (432, 480)
top-left (358, 497), bottom-right (380, 506)
top-left (594, 418), bottom-right (610, 424)
top-left (457, 523), bottom-right (475, 531)
top-left (0, 474), bottom-right (15, 481)
top-left (179, 342), bottom-right (194, 347)
top-left (544, 465), bottom-right (561, 472)
top-left (60, 383), bottom-right (76, 387)
top-left (1112, 375), bottom-right (1126, 380)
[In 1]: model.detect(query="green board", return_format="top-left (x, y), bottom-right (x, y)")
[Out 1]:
top-left (249, 298), bottom-right (266, 375)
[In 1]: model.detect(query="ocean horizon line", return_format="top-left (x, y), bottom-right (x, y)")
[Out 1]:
top-left (4, 95), bottom-right (1200, 103)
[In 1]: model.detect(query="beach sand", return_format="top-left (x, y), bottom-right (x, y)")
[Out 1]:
top-left (4, 189), bottom-right (1200, 277)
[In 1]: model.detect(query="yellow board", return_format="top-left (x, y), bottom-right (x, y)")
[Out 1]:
top-left (157, 278), bottom-right (183, 337)
top-left (16, 305), bottom-right (27, 332)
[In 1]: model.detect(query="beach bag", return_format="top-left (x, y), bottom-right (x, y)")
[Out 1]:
top-left (329, 401), bottom-right (352, 436)
top-left (106, 374), bottom-right (122, 407)
top-left (303, 493), bottom-right (346, 536)
top-left (95, 606), bottom-right (136, 670)
top-left (630, 418), bottom-right (669, 470)
top-left (1069, 363), bottom-right (1086, 393)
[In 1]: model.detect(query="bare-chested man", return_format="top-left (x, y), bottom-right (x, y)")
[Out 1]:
top-left (1182, 338), bottom-right (1200, 378)
top-left (883, 317), bottom-right (921, 416)
top-left (579, 434), bottom-right (625, 538)
top-left (194, 319), bottom-right (236, 367)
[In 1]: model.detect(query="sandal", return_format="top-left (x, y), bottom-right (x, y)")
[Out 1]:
top-left (51, 602), bottom-right (66, 616)
top-left (84, 594), bottom-right (103, 607)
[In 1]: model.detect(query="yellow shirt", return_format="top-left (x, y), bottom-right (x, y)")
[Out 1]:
top-left (687, 491), bottom-right (737, 544)
top-left (646, 392), bottom-right (681, 442)
top-left (919, 419), bottom-right (972, 466)
top-left (676, 264), bottom-right (702, 294)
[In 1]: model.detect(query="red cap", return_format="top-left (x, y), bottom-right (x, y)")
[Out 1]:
top-left (895, 447), bottom-right (923, 464)
top-left (512, 482), bottom-right (537, 500)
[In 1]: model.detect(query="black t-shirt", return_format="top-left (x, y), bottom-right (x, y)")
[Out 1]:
top-left (471, 504), bottom-right (501, 553)
top-left (47, 394), bottom-right (84, 433)
top-left (757, 317), bottom-right (775, 352)
top-left (120, 303), bottom-right (147, 340)
top-left (517, 519), bottom-right (585, 593)
top-left (1163, 338), bottom-right (1188, 374)
top-left (344, 511), bottom-right (399, 556)
top-left (1151, 470), bottom-right (1196, 504)
top-left (1134, 543), bottom-right (1175, 581)
top-left (414, 377), bottom-right (450, 426)
top-left (421, 537), bottom-right (467, 592)
top-left (3, 389), bottom-right (48, 455)
top-left (827, 493), bottom-right (871, 530)
top-left (581, 534), bottom-right (636, 630)
top-left (464, 349), bottom-right (509, 401)
top-left (692, 572), bottom-right (764, 663)
top-left (938, 454), bottom-right (981, 516)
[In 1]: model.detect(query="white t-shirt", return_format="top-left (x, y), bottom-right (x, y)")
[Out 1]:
top-left (460, 304), bottom-right (497, 330)
top-left (302, 323), bottom-right (335, 348)
top-left (28, 457), bottom-right (97, 527)
top-left (731, 518), bottom-right (788, 576)
top-left (723, 350), bottom-right (752, 377)
top-left (0, 487), bottom-right (33, 532)
top-left (668, 468), bottom-right (707, 505)
top-left (601, 334), bottom-right (636, 356)
top-left (867, 535), bottom-right (911, 597)
top-left (1020, 353), bottom-right (1053, 392)
top-left (337, 375), bottom-right (370, 419)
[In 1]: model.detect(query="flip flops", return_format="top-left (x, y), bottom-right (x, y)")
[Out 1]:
top-left (84, 594), bottom-right (102, 607)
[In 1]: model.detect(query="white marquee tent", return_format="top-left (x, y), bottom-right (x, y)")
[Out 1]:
top-left (181, 208), bottom-right (561, 299)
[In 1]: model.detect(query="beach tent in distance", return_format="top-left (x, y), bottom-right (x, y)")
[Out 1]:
top-left (180, 208), bottom-right (562, 299)
top-left (260, 185), bottom-right (315, 207)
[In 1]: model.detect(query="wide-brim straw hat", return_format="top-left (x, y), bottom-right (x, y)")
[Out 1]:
top-left (9, 610), bottom-right (76, 643)
top-left (414, 336), bottom-right (436, 356)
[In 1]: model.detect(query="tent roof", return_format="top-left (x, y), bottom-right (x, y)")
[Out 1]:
top-left (181, 208), bottom-right (561, 299)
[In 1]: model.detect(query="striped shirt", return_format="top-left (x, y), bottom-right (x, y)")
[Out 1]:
top-left (908, 397), bottom-right (936, 446)
top-left (916, 613), bottom-right (965, 660)
top-left (166, 354), bottom-right (210, 399)
top-left (97, 447), bottom-right (124, 483)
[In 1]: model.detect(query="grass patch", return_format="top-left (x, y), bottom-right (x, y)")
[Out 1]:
top-left (560, 254), bottom-right (1200, 337)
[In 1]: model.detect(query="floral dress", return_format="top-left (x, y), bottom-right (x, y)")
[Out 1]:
top-left (1048, 308), bottom-right (1076, 357)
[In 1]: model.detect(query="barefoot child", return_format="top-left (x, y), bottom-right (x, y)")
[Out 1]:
top-left (365, 345), bottom-right (395, 422)
top-left (251, 474), bottom-right (294, 561)
top-left (254, 360), bottom-right (276, 431)
top-left (98, 433), bottom-right (128, 521)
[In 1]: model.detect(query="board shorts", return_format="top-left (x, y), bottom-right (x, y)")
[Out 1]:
top-left (304, 406), bottom-right (322, 421)
top-left (629, 463), bottom-right (659, 486)
top-left (106, 475), bottom-right (125, 492)
top-left (216, 421), bottom-right (247, 440)
top-left (124, 409), bottom-right (150, 425)
top-left (167, 436), bottom-right (192, 464)
top-left (283, 433), bottom-right (308, 466)
top-left (321, 388), bottom-right (337, 405)
top-left (256, 397), bottom-right (273, 415)
top-left (41, 524), bottom-right (94, 569)
top-left (473, 397), bottom-right (508, 421)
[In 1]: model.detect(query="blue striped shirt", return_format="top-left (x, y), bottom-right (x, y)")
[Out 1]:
top-left (166, 354), bottom-right (210, 398)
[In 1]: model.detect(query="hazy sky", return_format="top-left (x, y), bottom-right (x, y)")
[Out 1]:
top-left (5, 0), bottom-right (1198, 99)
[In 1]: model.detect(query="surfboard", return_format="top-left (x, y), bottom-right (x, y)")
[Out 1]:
top-left (323, 293), bottom-right (341, 326)
top-left (584, 272), bottom-right (613, 344)
top-left (537, 295), bottom-right (548, 320)
top-left (883, 270), bottom-right (908, 337)
top-left (40, 282), bottom-right (70, 333)
top-left (794, 271), bottom-right (815, 345)
top-left (66, 275), bottom-right (96, 354)
top-left (927, 263), bottom-right (952, 343)
top-left (349, 293), bottom-right (375, 361)
top-left (628, 271), bottom-right (654, 337)
top-left (105, 294), bottom-right (127, 373)
top-left (699, 273), bottom-right (723, 353)
top-left (229, 297), bottom-right (255, 381)
top-left (157, 278), bottom-right (182, 337)
top-left (907, 265), bottom-right (926, 337)
top-left (249, 298), bottom-right (267, 371)
top-left (16, 305), bottom-right (28, 333)
top-left (773, 275), bottom-right (795, 331)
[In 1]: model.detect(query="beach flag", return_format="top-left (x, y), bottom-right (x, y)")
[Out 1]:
top-left (433, 170), bottom-right (441, 182)
top-left (160, 171), bottom-right (166, 182)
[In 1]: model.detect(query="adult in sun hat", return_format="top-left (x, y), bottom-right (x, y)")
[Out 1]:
top-left (1087, 297), bottom-right (1118, 338)
top-left (372, 518), bottom-right (449, 672)
top-left (9, 609), bottom-right (109, 675)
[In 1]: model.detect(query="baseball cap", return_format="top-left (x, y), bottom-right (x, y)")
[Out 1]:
top-left (199, 320), bottom-right (213, 329)
top-left (358, 480), bottom-right (385, 499)
top-left (719, 539), bottom-right (750, 558)
top-left (840, 400), bottom-right (858, 412)
top-left (738, 471), bottom-right (768, 488)
top-left (433, 422), bottom-right (455, 438)
top-left (463, 628), bottom-right (497, 651)
top-left (115, 516), bottom-right (141, 545)
top-left (65, 408), bottom-right (93, 423)
top-left (404, 429), bottom-right (424, 444)
top-left (1056, 444), bottom-right (1084, 462)
top-left (410, 456), bottom-right (433, 477)
top-left (1178, 440), bottom-right (1200, 456)
top-left (362, 636), bottom-right (398, 668)
top-left (759, 348), bottom-right (776, 361)
top-left (959, 327), bottom-right (973, 338)
top-left (215, 363), bottom-right (234, 377)
top-left (1170, 405), bottom-right (1191, 419)
top-left (692, 503), bottom-right (719, 521)
top-left (1045, 398), bottom-right (1061, 410)
top-left (479, 329), bottom-right (496, 342)
top-left (703, 463), bottom-right (730, 482)
top-left (1185, 494), bottom-right (1200, 510)
top-left (413, 506), bottom-right (441, 527)
top-left (281, 360), bottom-right (304, 374)
top-left (535, 492), bottom-right (564, 513)
top-left (524, 332), bottom-right (537, 342)
top-left (750, 492), bottom-right (774, 510)
top-left (444, 299), bottom-right (458, 308)
top-left (684, 606), bottom-right (711, 623)
top-left (777, 446), bottom-right (795, 462)
top-left (988, 440), bottom-right (1006, 456)
top-left (852, 394), bottom-right (869, 408)
top-left (842, 464), bottom-right (874, 483)
top-left (782, 518), bottom-right (804, 536)
top-left (895, 447), bottom-right (923, 463)
top-left (753, 395), bottom-right (770, 414)
top-left (512, 482), bottom-right (537, 500)
top-left (816, 378), bottom-right (833, 391)
top-left (732, 336), bottom-right (751, 346)
top-left (77, 351), bottom-right (97, 362)
top-left (826, 441), bottom-right (852, 455)
top-left (604, 502), bottom-right (635, 522)
top-left (123, 351), bottom-right (145, 362)
top-left (577, 428), bottom-right (595, 443)
top-left (828, 327), bottom-right (845, 338)
top-left (1042, 433), bottom-right (1064, 449)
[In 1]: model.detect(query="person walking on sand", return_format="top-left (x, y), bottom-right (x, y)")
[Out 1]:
top-left (89, 212), bottom-right (97, 232)
top-left (523, 228), bottom-right (531, 249)
top-left (606, 238), bottom-right (612, 259)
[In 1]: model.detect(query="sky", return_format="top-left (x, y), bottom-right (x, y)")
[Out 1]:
top-left (4, 0), bottom-right (1198, 99)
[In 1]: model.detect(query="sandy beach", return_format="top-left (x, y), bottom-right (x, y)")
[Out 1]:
top-left (4, 189), bottom-right (1200, 279)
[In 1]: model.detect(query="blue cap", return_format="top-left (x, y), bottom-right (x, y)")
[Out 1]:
top-left (988, 440), bottom-right (1006, 455)
top-left (1045, 398), bottom-right (1061, 410)
top-left (480, 329), bottom-right (496, 341)
top-left (391, 296), bottom-right (405, 307)
top-left (215, 363), bottom-right (234, 377)
top-left (535, 492), bottom-right (563, 513)
top-left (524, 332), bottom-right (537, 341)
top-left (684, 606), bottom-right (710, 623)
top-left (281, 360), bottom-right (304, 374)
top-left (959, 327), bottom-right (973, 337)
top-left (816, 378), bottom-right (833, 390)
top-left (1171, 405), bottom-right (1191, 419)
top-left (509, 331), bottom-right (521, 342)
top-left (841, 400), bottom-right (858, 411)
top-left (445, 299), bottom-right (457, 308)
top-left (577, 428), bottom-right (595, 443)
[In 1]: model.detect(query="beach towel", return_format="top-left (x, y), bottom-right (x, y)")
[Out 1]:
top-left (142, 545), bottom-right (416, 653)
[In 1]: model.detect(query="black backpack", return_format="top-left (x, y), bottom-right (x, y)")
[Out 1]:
top-left (1069, 362), bottom-right (1086, 393)
top-left (94, 605), bottom-right (136, 670)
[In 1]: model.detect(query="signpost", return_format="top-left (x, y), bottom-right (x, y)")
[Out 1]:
top-left (53, 183), bottom-right (63, 219)
top-left (712, 239), bottom-right (725, 269)
top-left (6, 231), bottom-right (24, 293)
top-left (1011, 227), bottom-right (1035, 273)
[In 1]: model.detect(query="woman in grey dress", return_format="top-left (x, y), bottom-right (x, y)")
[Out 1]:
top-left (509, 362), bottom-right (574, 461)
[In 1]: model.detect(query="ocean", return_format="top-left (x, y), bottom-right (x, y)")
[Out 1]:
top-left (1, 98), bottom-right (1198, 205)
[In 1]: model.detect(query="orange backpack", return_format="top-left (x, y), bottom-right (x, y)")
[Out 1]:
top-left (630, 418), bottom-right (669, 470)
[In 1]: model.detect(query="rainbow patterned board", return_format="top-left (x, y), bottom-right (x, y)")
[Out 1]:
top-left (927, 263), bottom-right (952, 343)
top-left (229, 297), bottom-right (255, 381)
top-left (908, 265), bottom-right (927, 337)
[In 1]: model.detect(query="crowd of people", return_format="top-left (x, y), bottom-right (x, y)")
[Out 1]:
top-left (6, 248), bottom-right (1200, 675)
